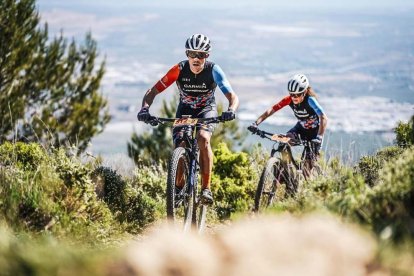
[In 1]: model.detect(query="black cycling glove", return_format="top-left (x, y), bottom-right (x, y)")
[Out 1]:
top-left (247, 122), bottom-right (258, 133)
top-left (222, 108), bottom-right (236, 121)
top-left (137, 107), bottom-right (150, 122)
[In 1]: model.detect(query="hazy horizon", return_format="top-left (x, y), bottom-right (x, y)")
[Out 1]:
top-left (35, 0), bottom-right (414, 159)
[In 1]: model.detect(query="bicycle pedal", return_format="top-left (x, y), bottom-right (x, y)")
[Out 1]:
top-left (200, 197), bottom-right (213, 206)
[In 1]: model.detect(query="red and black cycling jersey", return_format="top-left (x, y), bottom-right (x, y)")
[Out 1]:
top-left (153, 60), bottom-right (233, 109)
top-left (272, 95), bottom-right (325, 129)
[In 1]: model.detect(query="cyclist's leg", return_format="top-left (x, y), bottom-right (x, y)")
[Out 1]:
top-left (196, 105), bottom-right (217, 204)
top-left (301, 127), bottom-right (320, 175)
top-left (197, 129), bottom-right (213, 195)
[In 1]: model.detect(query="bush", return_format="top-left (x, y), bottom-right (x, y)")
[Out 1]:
top-left (357, 147), bottom-right (414, 241)
top-left (0, 143), bottom-right (123, 243)
top-left (395, 116), bottom-right (414, 148)
top-left (0, 142), bottom-right (46, 171)
top-left (211, 143), bottom-right (257, 220)
top-left (91, 166), bottom-right (127, 214)
top-left (356, 146), bottom-right (404, 187)
top-left (90, 165), bottom-right (166, 232)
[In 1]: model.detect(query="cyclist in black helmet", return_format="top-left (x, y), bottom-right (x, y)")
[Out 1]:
top-left (138, 34), bottom-right (239, 205)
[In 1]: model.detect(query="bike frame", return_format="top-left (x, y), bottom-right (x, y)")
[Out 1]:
top-left (148, 115), bottom-right (224, 202)
top-left (255, 129), bottom-right (317, 176)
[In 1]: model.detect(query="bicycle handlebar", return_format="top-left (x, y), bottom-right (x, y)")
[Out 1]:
top-left (249, 127), bottom-right (309, 146)
top-left (145, 115), bottom-right (227, 126)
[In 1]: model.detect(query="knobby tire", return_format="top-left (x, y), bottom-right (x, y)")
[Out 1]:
top-left (166, 147), bottom-right (194, 232)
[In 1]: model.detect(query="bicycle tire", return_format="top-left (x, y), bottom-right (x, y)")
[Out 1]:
top-left (254, 157), bottom-right (289, 212)
top-left (190, 169), bottom-right (207, 234)
top-left (302, 159), bottom-right (323, 181)
top-left (166, 147), bottom-right (194, 231)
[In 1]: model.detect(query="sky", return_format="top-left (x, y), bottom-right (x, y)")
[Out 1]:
top-left (38, 0), bottom-right (414, 9)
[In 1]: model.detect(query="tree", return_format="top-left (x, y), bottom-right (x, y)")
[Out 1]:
top-left (0, 0), bottom-right (110, 153)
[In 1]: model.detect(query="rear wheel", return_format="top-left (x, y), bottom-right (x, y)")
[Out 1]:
top-left (166, 147), bottom-right (193, 232)
top-left (254, 157), bottom-right (289, 212)
top-left (303, 159), bottom-right (323, 180)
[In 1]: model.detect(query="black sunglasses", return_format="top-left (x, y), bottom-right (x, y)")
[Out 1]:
top-left (186, 50), bottom-right (209, 59)
top-left (290, 93), bottom-right (304, 98)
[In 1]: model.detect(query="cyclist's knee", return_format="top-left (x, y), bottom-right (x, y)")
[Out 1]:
top-left (197, 131), bottom-right (211, 146)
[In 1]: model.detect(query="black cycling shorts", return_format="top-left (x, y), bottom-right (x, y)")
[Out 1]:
top-left (287, 123), bottom-right (321, 157)
top-left (173, 104), bottom-right (218, 146)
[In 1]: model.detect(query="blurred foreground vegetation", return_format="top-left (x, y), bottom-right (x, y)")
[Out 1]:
top-left (0, 115), bottom-right (413, 274)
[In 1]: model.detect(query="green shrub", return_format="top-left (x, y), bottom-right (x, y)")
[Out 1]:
top-left (0, 142), bottom-right (46, 171)
top-left (0, 226), bottom-right (111, 275)
top-left (131, 165), bottom-right (166, 202)
top-left (357, 146), bottom-right (404, 187)
top-left (395, 116), bottom-right (414, 148)
top-left (91, 166), bottom-right (127, 214)
top-left (91, 165), bottom-right (162, 232)
top-left (212, 143), bottom-right (257, 220)
top-left (123, 190), bottom-right (158, 231)
top-left (358, 146), bottom-right (414, 241)
top-left (0, 143), bottom-right (123, 243)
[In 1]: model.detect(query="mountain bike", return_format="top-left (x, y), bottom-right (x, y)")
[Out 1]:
top-left (146, 115), bottom-right (226, 233)
top-left (249, 128), bottom-right (322, 212)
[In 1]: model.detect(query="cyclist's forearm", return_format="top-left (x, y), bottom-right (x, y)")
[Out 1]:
top-left (225, 92), bottom-right (239, 111)
top-left (141, 87), bottom-right (160, 108)
top-left (318, 114), bottom-right (328, 136)
top-left (256, 107), bottom-right (275, 125)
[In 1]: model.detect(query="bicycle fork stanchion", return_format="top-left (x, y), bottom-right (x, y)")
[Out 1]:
top-left (187, 158), bottom-right (197, 201)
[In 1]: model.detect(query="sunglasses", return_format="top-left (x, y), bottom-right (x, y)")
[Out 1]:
top-left (186, 50), bottom-right (209, 59)
top-left (290, 93), bottom-right (304, 98)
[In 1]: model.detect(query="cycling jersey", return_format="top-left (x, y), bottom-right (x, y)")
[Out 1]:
top-left (272, 95), bottom-right (325, 129)
top-left (153, 60), bottom-right (233, 109)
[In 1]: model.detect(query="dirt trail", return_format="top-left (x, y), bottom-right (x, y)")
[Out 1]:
top-left (111, 214), bottom-right (381, 276)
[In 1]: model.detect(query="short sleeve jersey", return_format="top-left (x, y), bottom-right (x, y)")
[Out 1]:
top-left (153, 60), bottom-right (233, 109)
top-left (272, 95), bottom-right (325, 129)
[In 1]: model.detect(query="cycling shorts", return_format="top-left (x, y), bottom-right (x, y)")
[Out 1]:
top-left (287, 122), bottom-right (321, 158)
top-left (173, 104), bottom-right (218, 146)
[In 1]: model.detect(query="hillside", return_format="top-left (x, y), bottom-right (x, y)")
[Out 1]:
top-left (0, 118), bottom-right (413, 275)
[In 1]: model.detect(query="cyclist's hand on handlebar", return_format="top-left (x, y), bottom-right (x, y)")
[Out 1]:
top-left (247, 122), bottom-right (258, 133)
top-left (137, 107), bottom-right (150, 122)
top-left (311, 135), bottom-right (323, 144)
top-left (222, 108), bottom-right (236, 121)
top-left (148, 119), bottom-right (159, 126)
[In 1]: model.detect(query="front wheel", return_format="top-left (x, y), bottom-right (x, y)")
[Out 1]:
top-left (254, 157), bottom-right (289, 212)
top-left (166, 147), bottom-right (194, 232)
top-left (191, 173), bottom-right (207, 234)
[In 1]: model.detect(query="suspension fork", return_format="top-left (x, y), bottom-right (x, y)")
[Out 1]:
top-left (186, 137), bottom-right (199, 195)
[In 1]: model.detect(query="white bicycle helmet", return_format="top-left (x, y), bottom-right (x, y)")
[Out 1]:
top-left (287, 74), bottom-right (309, 94)
top-left (185, 34), bottom-right (211, 52)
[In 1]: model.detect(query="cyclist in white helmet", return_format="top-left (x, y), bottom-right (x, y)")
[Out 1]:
top-left (248, 74), bottom-right (328, 158)
top-left (138, 34), bottom-right (239, 205)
